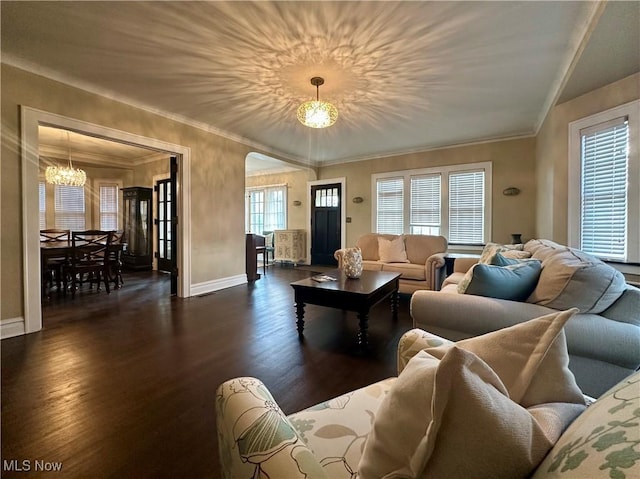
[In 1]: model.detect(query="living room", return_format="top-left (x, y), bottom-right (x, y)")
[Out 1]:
top-left (1, 1), bottom-right (639, 477)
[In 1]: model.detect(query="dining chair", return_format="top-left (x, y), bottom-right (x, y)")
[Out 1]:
top-left (64, 230), bottom-right (113, 298)
top-left (39, 229), bottom-right (71, 294)
top-left (108, 229), bottom-right (125, 289)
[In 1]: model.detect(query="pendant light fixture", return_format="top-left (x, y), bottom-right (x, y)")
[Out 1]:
top-left (297, 77), bottom-right (338, 128)
top-left (45, 131), bottom-right (87, 187)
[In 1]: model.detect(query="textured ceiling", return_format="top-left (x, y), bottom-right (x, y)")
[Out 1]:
top-left (2, 1), bottom-right (637, 168)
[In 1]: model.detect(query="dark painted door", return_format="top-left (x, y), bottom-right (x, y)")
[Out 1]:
top-left (310, 183), bottom-right (341, 265)
top-left (155, 156), bottom-right (178, 295)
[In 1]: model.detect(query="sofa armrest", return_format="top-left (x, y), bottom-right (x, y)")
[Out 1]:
top-left (216, 377), bottom-right (327, 479)
top-left (425, 252), bottom-right (447, 290)
top-left (397, 328), bottom-right (453, 374)
top-left (453, 257), bottom-right (479, 273)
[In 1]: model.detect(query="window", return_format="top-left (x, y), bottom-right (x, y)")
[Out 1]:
top-left (449, 171), bottom-right (484, 244)
top-left (376, 177), bottom-right (404, 234)
top-left (99, 183), bottom-right (119, 230)
top-left (54, 185), bottom-right (85, 230)
top-left (39, 181), bottom-right (46, 230)
top-left (246, 185), bottom-right (287, 233)
top-left (569, 100), bottom-right (639, 263)
top-left (372, 162), bottom-right (491, 244)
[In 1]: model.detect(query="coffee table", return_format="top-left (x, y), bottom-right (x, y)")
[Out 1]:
top-left (290, 270), bottom-right (401, 348)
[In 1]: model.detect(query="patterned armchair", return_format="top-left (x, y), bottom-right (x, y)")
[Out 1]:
top-left (215, 330), bottom-right (450, 479)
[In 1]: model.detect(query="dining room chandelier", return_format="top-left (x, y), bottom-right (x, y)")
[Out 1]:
top-left (297, 77), bottom-right (338, 129)
top-left (45, 131), bottom-right (86, 187)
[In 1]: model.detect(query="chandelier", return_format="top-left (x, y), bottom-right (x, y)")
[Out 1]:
top-left (45, 131), bottom-right (86, 187)
top-left (297, 77), bottom-right (338, 128)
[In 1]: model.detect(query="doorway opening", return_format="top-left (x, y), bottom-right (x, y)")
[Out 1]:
top-left (19, 106), bottom-right (192, 336)
top-left (307, 178), bottom-right (346, 266)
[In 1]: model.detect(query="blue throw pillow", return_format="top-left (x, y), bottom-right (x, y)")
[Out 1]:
top-left (464, 261), bottom-right (542, 301)
top-left (490, 252), bottom-right (538, 267)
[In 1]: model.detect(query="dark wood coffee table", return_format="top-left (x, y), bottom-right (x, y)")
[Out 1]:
top-left (290, 270), bottom-right (401, 348)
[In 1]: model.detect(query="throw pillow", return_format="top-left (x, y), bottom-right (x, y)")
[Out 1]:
top-left (378, 236), bottom-right (409, 263)
top-left (417, 347), bottom-right (586, 479)
top-left (358, 309), bottom-right (585, 479)
top-left (457, 242), bottom-right (527, 293)
top-left (463, 260), bottom-right (542, 301)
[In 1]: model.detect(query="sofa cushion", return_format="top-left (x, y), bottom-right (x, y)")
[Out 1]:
top-left (527, 247), bottom-right (627, 314)
top-left (382, 262), bottom-right (426, 281)
top-left (491, 251), bottom-right (534, 266)
top-left (419, 347), bottom-right (585, 479)
top-left (378, 236), bottom-right (409, 263)
top-left (403, 234), bottom-right (448, 265)
top-left (358, 309), bottom-right (585, 479)
top-left (361, 260), bottom-right (383, 271)
top-left (456, 242), bottom-right (525, 293)
top-left (462, 261), bottom-right (542, 301)
top-left (288, 377), bottom-right (396, 479)
top-left (356, 233), bottom-right (396, 261)
top-left (531, 370), bottom-right (640, 479)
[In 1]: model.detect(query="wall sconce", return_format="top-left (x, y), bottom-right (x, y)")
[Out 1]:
top-left (502, 187), bottom-right (520, 196)
top-left (292, 200), bottom-right (302, 206)
top-left (352, 196), bottom-right (364, 204)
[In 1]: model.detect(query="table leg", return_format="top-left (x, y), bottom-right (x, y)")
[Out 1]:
top-left (357, 310), bottom-right (369, 348)
top-left (391, 288), bottom-right (399, 321)
top-left (295, 301), bottom-right (305, 337)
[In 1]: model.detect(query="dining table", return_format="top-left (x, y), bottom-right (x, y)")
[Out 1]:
top-left (40, 240), bottom-right (126, 301)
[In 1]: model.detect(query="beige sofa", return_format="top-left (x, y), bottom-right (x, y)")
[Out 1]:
top-left (411, 239), bottom-right (640, 398)
top-left (217, 327), bottom-right (640, 479)
top-left (347, 233), bottom-right (448, 294)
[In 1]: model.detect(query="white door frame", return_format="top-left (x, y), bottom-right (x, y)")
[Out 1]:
top-left (18, 106), bottom-right (192, 336)
top-left (306, 177), bottom-right (346, 264)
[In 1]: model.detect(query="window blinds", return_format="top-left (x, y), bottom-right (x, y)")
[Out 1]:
top-left (39, 181), bottom-right (46, 230)
top-left (54, 185), bottom-right (85, 230)
top-left (99, 184), bottom-right (119, 230)
top-left (376, 177), bottom-right (404, 234)
top-left (449, 171), bottom-right (484, 244)
top-left (410, 174), bottom-right (441, 234)
top-left (580, 117), bottom-right (628, 260)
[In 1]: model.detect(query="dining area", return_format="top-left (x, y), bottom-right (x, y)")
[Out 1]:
top-left (40, 229), bottom-right (126, 302)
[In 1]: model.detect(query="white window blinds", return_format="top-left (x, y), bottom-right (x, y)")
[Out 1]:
top-left (39, 181), bottom-right (46, 230)
top-left (376, 177), bottom-right (404, 234)
top-left (580, 117), bottom-right (629, 260)
top-left (100, 184), bottom-right (119, 230)
top-left (410, 174), bottom-right (441, 235)
top-left (449, 171), bottom-right (485, 244)
top-left (54, 185), bottom-right (85, 230)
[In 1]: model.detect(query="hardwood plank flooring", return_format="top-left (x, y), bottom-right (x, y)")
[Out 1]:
top-left (1, 266), bottom-right (414, 477)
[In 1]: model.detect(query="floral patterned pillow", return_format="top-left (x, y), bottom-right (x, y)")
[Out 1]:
top-left (531, 370), bottom-right (640, 479)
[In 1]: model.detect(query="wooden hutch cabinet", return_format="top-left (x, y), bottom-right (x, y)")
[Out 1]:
top-left (122, 187), bottom-right (153, 270)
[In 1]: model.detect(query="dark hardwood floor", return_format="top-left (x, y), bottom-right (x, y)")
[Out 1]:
top-left (2, 266), bottom-right (414, 477)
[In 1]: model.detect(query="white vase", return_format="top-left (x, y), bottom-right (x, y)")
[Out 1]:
top-left (343, 247), bottom-right (363, 279)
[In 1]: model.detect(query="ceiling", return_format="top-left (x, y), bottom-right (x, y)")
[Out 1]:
top-left (3, 1), bottom-right (639, 171)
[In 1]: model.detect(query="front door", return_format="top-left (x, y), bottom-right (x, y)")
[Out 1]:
top-left (155, 156), bottom-right (178, 295)
top-left (310, 183), bottom-right (341, 265)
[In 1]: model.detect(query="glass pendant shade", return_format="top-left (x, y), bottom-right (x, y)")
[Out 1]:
top-left (297, 77), bottom-right (338, 128)
top-left (45, 165), bottom-right (87, 186)
top-left (297, 100), bottom-right (338, 128)
top-left (45, 131), bottom-right (87, 187)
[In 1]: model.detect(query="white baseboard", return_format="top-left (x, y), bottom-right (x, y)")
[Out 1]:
top-left (1, 317), bottom-right (26, 339)
top-left (190, 274), bottom-right (247, 297)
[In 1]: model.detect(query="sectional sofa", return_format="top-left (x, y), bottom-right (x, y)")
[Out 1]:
top-left (411, 239), bottom-right (640, 397)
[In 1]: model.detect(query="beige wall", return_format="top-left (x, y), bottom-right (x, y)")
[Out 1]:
top-left (536, 73), bottom-right (640, 243)
top-left (133, 156), bottom-right (171, 188)
top-left (245, 168), bottom-right (317, 231)
top-left (1, 64), bottom-right (263, 320)
top-left (318, 137), bottom-right (537, 248)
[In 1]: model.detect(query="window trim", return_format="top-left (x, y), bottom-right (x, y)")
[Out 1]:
top-left (371, 161), bottom-right (492, 244)
top-left (568, 99), bottom-right (640, 264)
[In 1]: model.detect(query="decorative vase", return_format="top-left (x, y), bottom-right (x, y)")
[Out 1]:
top-left (343, 247), bottom-right (363, 279)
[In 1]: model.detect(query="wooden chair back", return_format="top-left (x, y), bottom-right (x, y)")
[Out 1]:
top-left (71, 230), bottom-right (113, 265)
top-left (40, 229), bottom-right (70, 243)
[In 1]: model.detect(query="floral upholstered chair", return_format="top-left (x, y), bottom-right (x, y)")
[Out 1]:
top-left (215, 330), bottom-right (444, 479)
